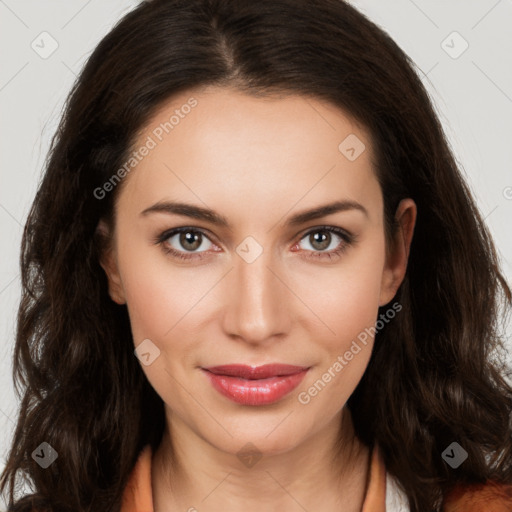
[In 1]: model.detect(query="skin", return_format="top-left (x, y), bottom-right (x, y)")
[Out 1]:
top-left (98, 86), bottom-right (416, 512)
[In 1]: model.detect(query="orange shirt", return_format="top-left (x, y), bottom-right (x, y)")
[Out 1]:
top-left (120, 443), bottom-right (512, 511)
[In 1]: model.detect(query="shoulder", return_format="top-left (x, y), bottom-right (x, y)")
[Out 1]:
top-left (442, 480), bottom-right (512, 511)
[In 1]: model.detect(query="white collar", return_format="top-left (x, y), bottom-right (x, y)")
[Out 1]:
top-left (385, 472), bottom-right (410, 511)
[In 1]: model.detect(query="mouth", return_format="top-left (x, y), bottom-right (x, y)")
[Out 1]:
top-left (201, 364), bottom-right (310, 406)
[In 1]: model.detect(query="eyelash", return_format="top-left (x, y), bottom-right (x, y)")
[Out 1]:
top-left (153, 226), bottom-right (356, 262)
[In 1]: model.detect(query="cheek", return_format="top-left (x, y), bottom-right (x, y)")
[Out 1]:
top-left (293, 231), bottom-right (386, 405)
top-left (115, 223), bottom-right (211, 342)
top-left (294, 229), bottom-right (386, 343)
top-left (121, 259), bottom-right (206, 346)
top-left (120, 260), bottom-right (172, 343)
top-left (295, 251), bottom-right (384, 413)
top-left (117, 245), bottom-right (205, 403)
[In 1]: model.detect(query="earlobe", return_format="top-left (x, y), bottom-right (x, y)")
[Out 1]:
top-left (96, 219), bottom-right (126, 305)
top-left (379, 198), bottom-right (417, 307)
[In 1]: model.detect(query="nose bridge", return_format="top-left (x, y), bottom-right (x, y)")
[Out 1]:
top-left (224, 238), bottom-right (289, 343)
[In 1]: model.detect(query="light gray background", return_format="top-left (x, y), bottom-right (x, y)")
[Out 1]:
top-left (0, 0), bottom-right (511, 506)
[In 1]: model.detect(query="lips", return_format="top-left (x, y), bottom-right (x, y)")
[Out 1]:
top-left (203, 364), bottom-right (309, 379)
top-left (202, 364), bottom-right (310, 405)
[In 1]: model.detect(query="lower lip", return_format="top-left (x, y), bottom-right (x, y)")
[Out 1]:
top-left (202, 369), bottom-right (309, 406)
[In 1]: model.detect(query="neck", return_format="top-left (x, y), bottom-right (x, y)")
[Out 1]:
top-left (151, 407), bottom-right (371, 512)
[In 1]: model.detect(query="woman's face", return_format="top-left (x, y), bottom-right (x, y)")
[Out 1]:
top-left (99, 86), bottom-right (415, 456)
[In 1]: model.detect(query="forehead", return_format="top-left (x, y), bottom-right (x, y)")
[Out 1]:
top-left (118, 86), bottom-right (380, 222)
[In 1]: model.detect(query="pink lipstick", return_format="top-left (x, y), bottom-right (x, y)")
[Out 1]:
top-left (202, 364), bottom-right (309, 406)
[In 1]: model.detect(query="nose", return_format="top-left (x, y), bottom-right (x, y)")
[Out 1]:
top-left (222, 247), bottom-right (292, 346)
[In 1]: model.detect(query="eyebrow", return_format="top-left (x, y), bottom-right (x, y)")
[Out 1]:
top-left (140, 199), bottom-right (368, 228)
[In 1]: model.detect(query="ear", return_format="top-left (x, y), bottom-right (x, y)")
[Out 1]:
top-left (379, 198), bottom-right (417, 307)
top-left (96, 219), bottom-right (126, 305)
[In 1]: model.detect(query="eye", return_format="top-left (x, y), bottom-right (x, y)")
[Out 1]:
top-left (155, 227), bottom-right (218, 261)
top-left (294, 226), bottom-right (354, 261)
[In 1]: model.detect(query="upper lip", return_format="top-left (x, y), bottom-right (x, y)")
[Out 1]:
top-left (203, 364), bottom-right (310, 380)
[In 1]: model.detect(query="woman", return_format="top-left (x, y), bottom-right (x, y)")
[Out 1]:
top-left (1, 0), bottom-right (511, 511)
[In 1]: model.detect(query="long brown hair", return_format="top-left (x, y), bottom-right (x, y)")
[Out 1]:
top-left (1, 1), bottom-right (511, 510)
